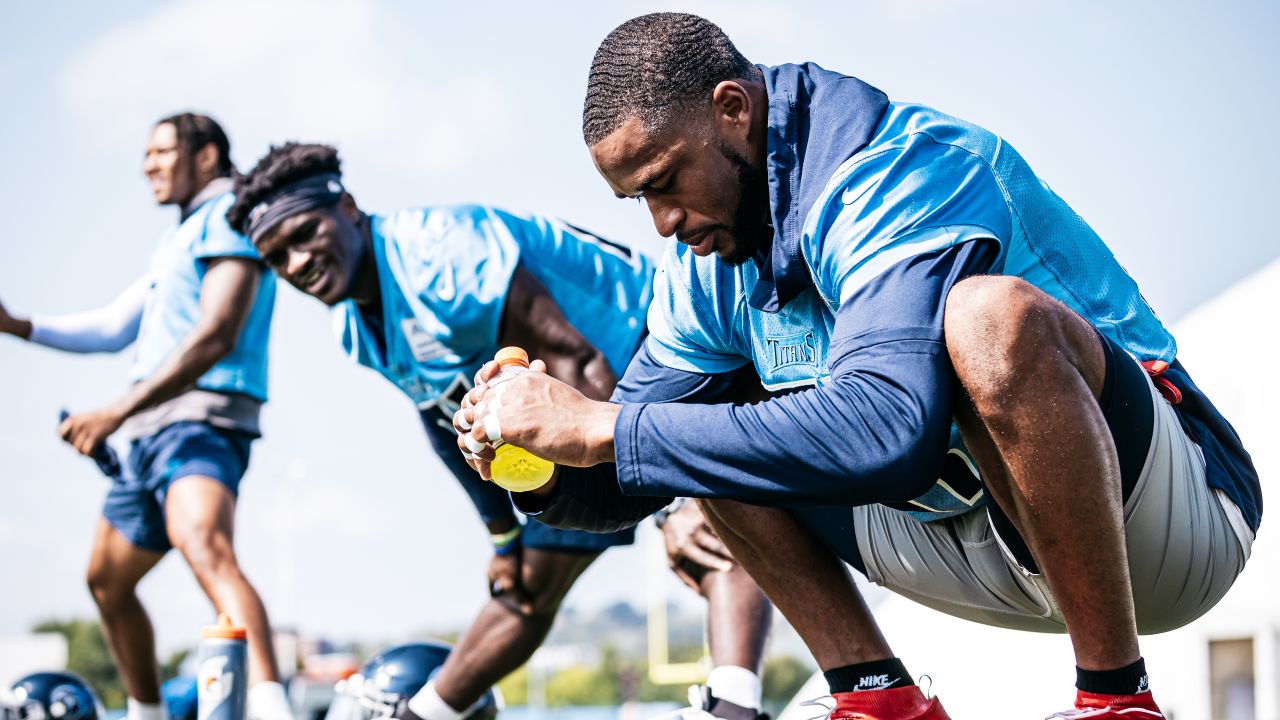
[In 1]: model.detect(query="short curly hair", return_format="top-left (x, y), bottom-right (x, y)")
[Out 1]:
top-left (226, 142), bottom-right (342, 235)
top-left (582, 13), bottom-right (758, 146)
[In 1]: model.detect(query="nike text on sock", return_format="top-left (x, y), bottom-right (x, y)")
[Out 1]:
top-left (1076, 657), bottom-right (1150, 696)
top-left (823, 658), bottom-right (914, 693)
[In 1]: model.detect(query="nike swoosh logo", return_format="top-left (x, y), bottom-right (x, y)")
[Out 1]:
top-left (436, 266), bottom-right (456, 302)
top-left (840, 178), bottom-right (877, 206)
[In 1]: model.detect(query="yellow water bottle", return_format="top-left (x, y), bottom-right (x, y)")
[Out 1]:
top-left (488, 347), bottom-right (556, 492)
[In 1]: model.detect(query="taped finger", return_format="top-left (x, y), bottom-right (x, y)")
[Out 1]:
top-left (464, 434), bottom-right (488, 454)
top-left (484, 411), bottom-right (503, 444)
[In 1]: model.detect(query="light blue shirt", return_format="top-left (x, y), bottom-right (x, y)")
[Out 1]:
top-left (129, 191), bottom-right (275, 401)
top-left (649, 101), bottom-right (1175, 384)
top-left (334, 205), bottom-right (653, 416)
top-left (645, 102), bottom-right (1176, 519)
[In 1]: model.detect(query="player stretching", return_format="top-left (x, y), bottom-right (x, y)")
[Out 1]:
top-left (225, 143), bottom-right (774, 720)
top-left (458, 13), bottom-right (1260, 720)
top-left (0, 114), bottom-right (290, 720)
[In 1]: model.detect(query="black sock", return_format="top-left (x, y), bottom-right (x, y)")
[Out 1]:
top-left (824, 658), bottom-right (914, 693)
top-left (1076, 657), bottom-right (1150, 695)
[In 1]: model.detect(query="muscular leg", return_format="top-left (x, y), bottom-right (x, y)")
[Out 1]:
top-left (432, 548), bottom-right (598, 709)
top-left (700, 563), bottom-right (772, 673)
top-left (165, 477), bottom-right (280, 685)
top-left (944, 275), bottom-right (1139, 671)
top-left (699, 500), bottom-right (892, 671)
top-left (85, 519), bottom-right (165, 702)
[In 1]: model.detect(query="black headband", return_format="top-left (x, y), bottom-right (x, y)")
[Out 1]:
top-left (246, 173), bottom-right (344, 242)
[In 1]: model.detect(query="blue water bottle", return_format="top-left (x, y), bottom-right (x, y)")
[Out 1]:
top-left (197, 614), bottom-right (248, 720)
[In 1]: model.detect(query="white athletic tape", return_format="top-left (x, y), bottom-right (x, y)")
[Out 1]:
top-left (454, 408), bottom-right (472, 431)
top-left (463, 434), bottom-right (488, 454)
top-left (484, 411), bottom-right (503, 444)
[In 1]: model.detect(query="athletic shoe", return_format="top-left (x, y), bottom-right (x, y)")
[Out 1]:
top-left (663, 686), bottom-right (767, 720)
top-left (825, 687), bottom-right (950, 720)
top-left (1045, 689), bottom-right (1165, 718)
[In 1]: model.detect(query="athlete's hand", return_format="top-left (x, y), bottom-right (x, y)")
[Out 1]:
top-left (662, 501), bottom-right (735, 591)
top-left (455, 365), bottom-right (498, 478)
top-left (487, 547), bottom-right (534, 615)
top-left (0, 299), bottom-right (31, 339)
top-left (455, 359), bottom-right (619, 480)
top-left (58, 405), bottom-right (126, 456)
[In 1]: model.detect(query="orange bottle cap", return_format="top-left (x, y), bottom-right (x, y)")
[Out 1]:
top-left (201, 613), bottom-right (247, 640)
top-left (495, 346), bottom-right (529, 369)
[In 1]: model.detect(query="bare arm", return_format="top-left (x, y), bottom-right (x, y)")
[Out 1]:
top-left (115, 258), bottom-right (258, 414)
top-left (59, 258), bottom-right (260, 455)
top-left (497, 264), bottom-right (617, 401)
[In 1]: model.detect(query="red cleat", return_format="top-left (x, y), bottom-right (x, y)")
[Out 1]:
top-left (829, 687), bottom-right (950, 720)
top-left (1046, 689), bottom-right (1165, 718)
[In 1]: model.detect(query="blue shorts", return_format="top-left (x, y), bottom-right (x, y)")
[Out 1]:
top-left (102, 421), bottom-right (255, 553)
top-left (421, 412), bottom-right (634, 553)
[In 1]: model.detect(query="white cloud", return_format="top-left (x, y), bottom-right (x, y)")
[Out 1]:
top-left (58, 0), bottom-right (513, 174)
top-left (870, 0), bottom-right (1022, 22)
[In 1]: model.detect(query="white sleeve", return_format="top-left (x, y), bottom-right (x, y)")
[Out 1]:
top-left (28, 274), bottom-right (150, 353)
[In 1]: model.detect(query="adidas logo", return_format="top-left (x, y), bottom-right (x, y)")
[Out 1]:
top-left (1137, 675), bottom-right (1150, 693)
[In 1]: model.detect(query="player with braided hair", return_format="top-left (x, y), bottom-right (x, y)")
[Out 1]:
top-left (0, 114), bottom-right (290, 720)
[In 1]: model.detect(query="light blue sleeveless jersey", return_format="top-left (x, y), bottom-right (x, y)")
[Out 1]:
top-left (648, 102), bottom-right (1176, 519)
top-left (129, 192), bottom-right (275, 401)
top-left (334, 206), bottom-right (653, 415)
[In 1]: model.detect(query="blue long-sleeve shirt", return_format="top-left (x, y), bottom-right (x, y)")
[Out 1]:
top-left (518, 62), bottom-right (1260, 534)
top-left (518, 240), bottom-right (995, 532)
top-left (615, 240), bottom-right (997, 506)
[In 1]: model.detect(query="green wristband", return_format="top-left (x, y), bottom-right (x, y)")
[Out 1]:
top-left (490, 526), bottom-right (523, 548)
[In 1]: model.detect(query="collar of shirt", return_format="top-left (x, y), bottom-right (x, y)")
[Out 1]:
top-left (750, 62), bottom-right (889, 314)
top-left (181, 176), bottom-right (235, 221)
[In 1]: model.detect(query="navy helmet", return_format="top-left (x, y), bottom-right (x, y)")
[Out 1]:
top-left (8, 672), bottom-right (103, 720)
top-left (326, 642), bottom-right (500, 720)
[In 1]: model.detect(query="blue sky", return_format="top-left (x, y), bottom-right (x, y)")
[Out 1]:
top-left (1, 1), bottom-right (1277, 653)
